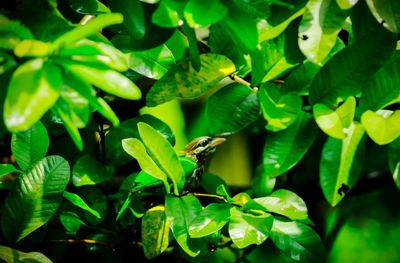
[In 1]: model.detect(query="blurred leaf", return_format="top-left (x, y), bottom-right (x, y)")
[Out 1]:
top-left (216, 184), bottom-right (232, 201)
top-left (271, 219), bottom-right (326, 263)
top-left (245, 189), bottom-right (309, 221)
top-left (309, 24), bottom-right (396, 106)
top-left (142, 205), bottom-right (170, 259)
top-left (63, 191), bottom-right (101, 219)
top-left (184, 0), bottom-right (228, 27)
top-left (1, 156), bottom-right (70, 242)
top-left (189, 203), bottom-right (230, 238)
top-left (72, 155), bottom-right (114, 187)
top-left (122, 138), bottom-right (169, 192)
top-left (127, 44), bottom-right (175, 79)
top-left (207, 83), bottom-right (260, 135)
top-left (0, 15), bottom-right (34, 50)
top-left (0, 245), bottom-right (53, 263)
top-left (229, 207), bottom-right (273, 248)
top-left (14, 39), bottom-right (51, 58)
top-left (263, 112), bottom-right (318, 178)
top-left (200, 172), bottom-right (229, 195)
top-left (366, 0), bottom-right (400, 33)
top-left (336, 0), bottom-right (360, 9)
top-left (231, 192), bottom-right (252, 207)
top-left (109, 0), bottom-right (145, 39)
top-left (138, 122), bottom-right (184, 195)
top-left (59, 212), bottom-right (86, 235)
top-left (4, 59), bottom-right (61, 132)
top-left (252, 165), bottom-right (276, 196)
top-left (320, 122), bottom-right (366, 206)
top-left (69, 0), bottom-right (110, 15)
top-left (56, 86), bottom-right (90, 128)
top-left (361, 110), bottom-right (400, 145)
top-left (165, 195), bottom-right (204, 256)
top-left (182, 22), bottom-right (201, 71)
top-left (151, 0), bottom-right (185, 28)
top-left (314, 96), bottom-right (356, 139)
top-left (106, 115), bottom-right (174, 166)
top-left (11, 121), bottom-right (49, 170)
top-left (0, 164), bottom-right (21, 177)
top-left (259, 83), bottom-right (302, 132)
top-left (298, 0), bottom-right (349, 65)
top-left (359, 52), bottom-right (400, 111)
top-left (146, 54), bottom-right (235, 106)
top-left (388, 138), bottom-right (400, 189)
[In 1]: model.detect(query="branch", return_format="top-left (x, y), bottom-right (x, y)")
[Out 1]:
top-left (191, 192), bottom-right (228, 202)
top-left (49, 239), bottom-right (114, 249)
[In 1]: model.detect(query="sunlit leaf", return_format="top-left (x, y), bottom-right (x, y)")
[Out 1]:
top-left (361, 110), bottom-right (400, 145)
top-left (184, 0), bottom-right (228, 27)
top-left (151, 0), bottom-right (185, 28)
top-left (0, 245), bottom-right (53, 263)
top-left (63, 191), bottom-right (101, 219)
top-left (1, 156), bottom-right (70, 242)
top-left (72, 155), bottom-right (114, 187)
top-left (189, 203), bottom-right (230, 238)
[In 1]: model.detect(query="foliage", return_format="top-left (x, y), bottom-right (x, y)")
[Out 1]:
top-left (0, 0), bottom-right (399, 262)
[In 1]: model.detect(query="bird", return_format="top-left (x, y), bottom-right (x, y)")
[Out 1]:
top-left (184, 136), bottom-right (226, 190)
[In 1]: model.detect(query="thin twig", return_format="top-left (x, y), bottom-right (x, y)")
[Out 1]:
top-left (192, 192), bottom-right (228, 202)
top-left (229, 74), bottom-right (252, 87)
top-left (49, 239), bottom-right (114, 249)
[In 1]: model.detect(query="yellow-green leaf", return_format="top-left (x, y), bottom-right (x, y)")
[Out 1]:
top-left (361, 110), bottom-right (400, 145)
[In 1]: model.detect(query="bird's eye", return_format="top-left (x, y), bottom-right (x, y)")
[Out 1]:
top-left (198, 138), bottom-right (212, 147)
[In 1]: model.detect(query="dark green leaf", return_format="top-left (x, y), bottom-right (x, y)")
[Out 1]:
top-left (11, 121), bottom-right (49, 170)
top-left (0, 15), bottom-right (33, 50)
top-left (0, 245), bottom-right (53, 263)
top-left (59, 212), bottom-right (86, 235)
top-left (229, 207), bottom-right (273, 248)
top-left (78, 187), bottom-right (108, 225)
top-left (63, 191), bottom-right (101, 219)
top-left (182, 22), bottom-right (201, 71)
top-left (366, 0), bottom-right (400, 33)
top-left (72, 155), bottom-right (114, 186)
top-left (1, 156), bottom-right (70, 242)
top-left (207, 83), bottom-right (260, 135)
top-left (252, 165), bottom-right (276, 196)
top-left (320, 123), bottom-right (366, 206)
top-left (189, 203), bottom-right (230, 238)
top-left (271, 219), bottom-right (326, 263)
top-left (69, 0), bottom-right (110, 15)
top-left (263, 112), bottom-right (318, 178)
top-left (281, 62), bottom-right (320, 95)
top-left (109, 0), bottom-right (145, 39)
top-left (146, 53), bottom-right (235, 106)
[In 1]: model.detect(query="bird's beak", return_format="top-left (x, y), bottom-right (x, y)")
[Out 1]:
top-left (210, 137), bottom-right (226, 148)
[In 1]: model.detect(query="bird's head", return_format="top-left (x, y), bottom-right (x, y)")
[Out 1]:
top-left (184, 136), bottom-right (226, 163)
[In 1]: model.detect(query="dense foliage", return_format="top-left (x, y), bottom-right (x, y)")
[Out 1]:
top-left (0, 0), bottom-right (399, 262)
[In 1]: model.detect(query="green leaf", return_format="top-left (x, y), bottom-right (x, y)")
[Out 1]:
top-left (361, 110), bottom-right (400, 145)
top-left (64, 62), bottom-right (142, 100)
top-left (4, 59), bottom-right (62, 132)
top-left (78, 187), bottom-right (108, 225)
top-left (146, 53), bottom-right (235, 106)
top-left (72, 155), bottom-right (115, 187)
top-left (366, 0), bottom-right (400, 33)
top-left (63, 191), bottom-right (101, 219)
top-left (138, 122), bottom-right (184, 195)
top-left (165, 195), bottom-right (204, 257)
top-left (142, 205), bottom-right (170, 259)
top-left (11, 121), bottom-right (49, 170)
top-left (189, 203), bottom-right (230, 238)
top-left (182, 22), bottom-right (201, 71)
top-left (336, 0), bottom-right (360, 9)
top-left (388, 138), bottom-right (400, 189)
top-left (51, 13), bottom-right (123, 51)
top-left (359, 52), bottom-right (400, 111)
top-left (231, 192), bottom-right (252, 207)
top-left (263, 112), bottom-right (318, 178)
top-left (151, 0), bottom-right (184, 28)
top-left (127, 45), bottom-right (175, 79)
top-left (59, 211), bottom-right (86, 235)
top-left (108, 0), bottom-right (145, 39)
top-left (57, 86), bottom-right (90, 128)
top-left (271, 219), bottom-right (326, 263)
top-left (320, 122), bottom-right (366, 206)
top-left (184, 0), bottom-right (228, 27)
top-left (259, 83), bottom-right (302, 132)
top-left (0, 15), bottom-right (34, 50)
top-left (14, 39), bottom-right (51, 58)
top-left (282, 62), bottom-right (320, 95)
top-left (69, 0), bottom-right (110, 15)
top-left (309, 25), bottom-right (396, 106)
top-left (0, 245), bottom-right (53, 263)
top-left (313, 96), bottom-right (356, 139)
top-left (207, 83), bottom-right (260, 135)
top-left (0, 164), bottom-right (21, 177)
top-left (252, 165), bottom-right (276, 196)
top-left (229, 207), bottom-right (273, 248)
top-left (245, 189), bottom-right (309, 221)
top-left (122, 138), bottom-right (169, 192)
top-left (298, 0), bottom-right (349, 65)
top-left (106, 115), bottom-right (175, 166)
top-left (1, 156), bottom-right (70, 242)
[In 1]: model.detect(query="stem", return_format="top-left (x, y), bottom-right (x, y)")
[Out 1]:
top-left (192, 192), bottom-right (228, 202)
top-left (49, 239), bottom-right (113, 249)
top-left (229, 74), bottom-right (252, 87)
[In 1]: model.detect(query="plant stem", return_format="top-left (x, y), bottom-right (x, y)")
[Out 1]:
top-left (192, 192), bottom-right (228, 202)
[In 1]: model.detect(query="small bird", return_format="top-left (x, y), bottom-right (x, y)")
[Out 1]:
top-left (184, 136), bottom-right (226, 190)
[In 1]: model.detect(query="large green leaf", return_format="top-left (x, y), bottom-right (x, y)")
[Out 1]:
top-left (271, 219), bottom-right (326, 263)
top-left (1, 156), bottom-right (70, 242)
top-left (146, 53), bottom-right (235, 106)
top-left (63, 191), bottom-right (101, 219)
top-left (122, 138), bottom-right (169, 192)
top-left (281, 62), bottom-right (320, 95)
top-left (308, 24), bottom-right (396, 106)
top-left (228, 207), bottom-right (273, 249)
top-left (245, 189), bottom-right (309, 221)
top-left (11, 121), bottom-right (49, 171)
top-left (320, 122), bottom-right (366, 206)
top-left (207, 83), bottom-right (260, 135)
top-left (142, 205), bottom-right (170, 259)
top-left (361, 110), bottom-right (400, 146)
top-left (263, 112), bottom-right (318, 177)
top-left (184, 0), bottom-right (228, 27)
top-left (151, 0), bottom-right (185, 28)
top-left (366, 0), bottom-right (400, 33)
top-left (165, 195), bottom-right (204, 256)
top-left (127, 44), bottom-right (175, 80)
top-left (4, 59), bottom-right (62, 132)
top-left (138, 122), bottom-right (184, 195)
top-left (359, 52), bottom-right (400, 111)
top-left (298, 0), bottom-right (349, 65)
top-left (56, 86), bottom-right (90, 129)
top-left (0, 245), bottom-right (53, 263)
top-left (188, 203), bottom-right (231, 238)
top-left (108, 0), bottom-right (145, 39)
top-left (259, 83), bottom-right (302, 132)
top-left (72, 154), bottom-right (115, 187)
